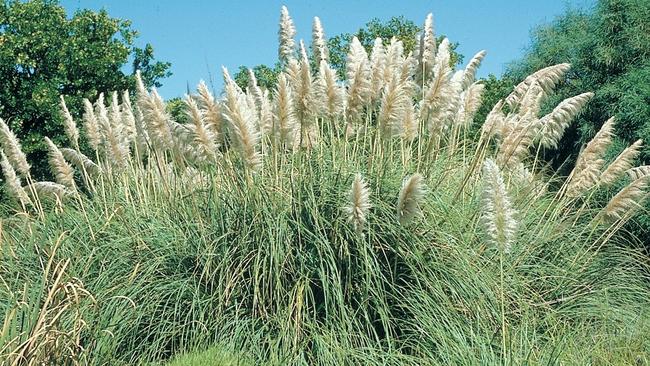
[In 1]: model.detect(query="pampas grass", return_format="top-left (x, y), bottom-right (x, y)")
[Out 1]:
top-left (396, 173), bottom-right (426, 225)
top-left (481, 159), bottom-right (517, 253)
top-left (222, 68), bottom-right (262, 170)
top-left (0, 151), bottom-right (30, 206)
top-left (599, 139), bottom-right (643, 186)
top-left (538, 92), bottom-right (594, 149)
top-left (344, 173), bottom-right (371, 232)
top-left (1, 8), bottom-right (649, 366)
top-left (627, 165), bottom-right (650, 180)
top-left (311, 17), bottom-right (328, 64)
top-left (566, 117), bottom-right (615, 196)
top-left (44, 137), bottom-right (76, 191)
top-left (59, 96), bottom-right (80, 150)
top-left (278, 6), bottom-right (296, 64)
top-left (599, 175), bottom-right (650, 223)
top-left (0, 118), bottom-right (30, 176)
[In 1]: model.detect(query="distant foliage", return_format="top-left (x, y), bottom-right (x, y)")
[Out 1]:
top-left (0, 0), bottom-right (170, 180)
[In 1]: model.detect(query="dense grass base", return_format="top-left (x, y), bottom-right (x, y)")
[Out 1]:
top-left (1, 141), bottom-right (649, 365)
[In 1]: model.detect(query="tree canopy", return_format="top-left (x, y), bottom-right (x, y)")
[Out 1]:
top-left (504, 0), bottom-right (650, 166)
top-left (0, 0), bottom-right (170, 178)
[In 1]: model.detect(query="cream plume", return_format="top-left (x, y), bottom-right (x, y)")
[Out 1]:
top-left (456, 81), bottom-right (485, 128)
top-left (626, 165), bottom-right (650, 180)
top-left (273, 73), bottom-right (299, 148)
top-left (378, 75), bottom-right (408, 138)
top-left (59, 96), bottom-right (80, 150)
top-left (416, 13), bottom-right (436, 84)
top-left (566, 117), bottom-right (616, 196)
top-left (196, 80), bottom-right (224, 145)
top-left (397, 173), bottom-right (426, 225)
top-left (44, 137), bottom-right (76, 191)
top-left (505, 63), bottom-right (571, 108)
top-left (25, 181), bottom-right (71, 202)
top-left (461, 50), bottom-right (487, 90)
top-left (345, 37), bottom-right (371, 122)
top-left (222, 67), bottom-right (262, 170)
top-left (121, 91), bottom-right (137, 144)
top-left (0, 118), bottom-right (30, 177)
top-left (599, 175), bottom-right (650, 223)
top-left (278, 6), bottom-right (296, 64)
top-left (599, 139), bottom-right (643, 186)
top-left (185, 95), bottom-right (218, 164)
top-left (316, 60), bottom-right (345, 120)
top-left (538, 92), bottom-right (594, 149)
top-left (82, 98), bottom-right (101, 153)
top-left (311, 16), bottom-right (329, 63)
top-left (344, 173), bottom-right (371, 232)
top-left (60, 148), bottom-right (101, 178)
top-left (369, 38), bottom-right (387, 103)
top-left (0, 151), bottom-right (30, 206)
top-left (481, 159), bottom-right (517, 253)
top-left (402, 101), bottom-right (418, 142)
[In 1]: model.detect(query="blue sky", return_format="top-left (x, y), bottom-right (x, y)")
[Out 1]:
top-left (61, 0), bottom-right (594, 98)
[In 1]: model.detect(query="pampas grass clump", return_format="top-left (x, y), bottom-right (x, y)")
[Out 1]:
top-left (0, 7), bottom-right (649, 366)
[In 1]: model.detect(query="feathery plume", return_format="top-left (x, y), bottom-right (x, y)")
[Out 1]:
top-left (60, 148), bottom-right (101, 178)
top-left (222, 67), bottom-right (262, 170)
top-left (538, 92), bottom-right (593, 149)
top-left (278, 6), bottom-right (296, 64)
top-left (185, 95), bottom-right (218, 164)
top-left (311, 16), bottom-right (329, 63)
top-left (196, 80), bottom-right (224, 145)
top-left (397, 173), bottom-right (426, 225)
top-left (461, 50), bottom-right (487, 90)
top-left (416, 13), bottom-right (436, 84)
top-left (481, 100), bottom-right (506, 138)
top-left (566, 117), bottom-right (615, 196)
top-left (505, 63), bottom-right (571, 108)
top-left (82, 99), bottom-right (101, 153)
top-left (121, 91), bottom-right (137, 144)
top-left (378, 75), bottom-right (408, 138)
top-left (44, 137), bottom-right (76, 191)
top-left (599, 175), bottom-right (650, 223)
top-left (247, 69), bottom-right (265, 114)
top-left (456, 81), bottom-right (485, 128)
top-left (0, 151), bottom-right (30, 206)
top-left (345, 37), bottom-right (371, 123)
top-left (139, 89), bottom-right (174, 152)
top-left (0, 118), bottom-right (30, 177)
top-left (274, 73), bottom-right (299, 148)
top-left (344, 173), bottom-right (371, 232)
top-left (599, 139), bottom-right (643, 186)
top-left (627, 165), bottom-right (650, 180)
top-left (316, 60), bottom-right (345, 119)
top-left (59, 96), bottom-right (80, 150)
top-left (402, 101), bottom-right (418, 142)
top-left (369, 38), bottom-right (387, 102)
top-left (481, 159), bottom-right (517, 253)
top-left (259, 90), bottom-right (274, 136)
top-left (25, 181), bottom-right (71, 202)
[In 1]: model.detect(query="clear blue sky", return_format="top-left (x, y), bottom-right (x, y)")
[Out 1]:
top-left (61, 0), bottom-right (594, 98)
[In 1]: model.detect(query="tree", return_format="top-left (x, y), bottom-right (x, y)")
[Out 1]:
top-left (500, 0), bottom-right (650, 247)
top-left (0, 0), bottom-right (171, 178)
top-left (505, 0), bottom-right (650, 167)
top-left (234, 15), bottom-right (463, 90)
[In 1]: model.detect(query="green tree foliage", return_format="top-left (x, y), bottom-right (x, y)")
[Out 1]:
top-left (496, 0), bottom-right (650, 247)
top-left (505, 0), bottom-right (650, 167)
top-left (0, 0), bottom-right (170, 178)
top-left (234, 64), bottom-right (281, 91)
top-left (234, 16), bottom-right (463, 90)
